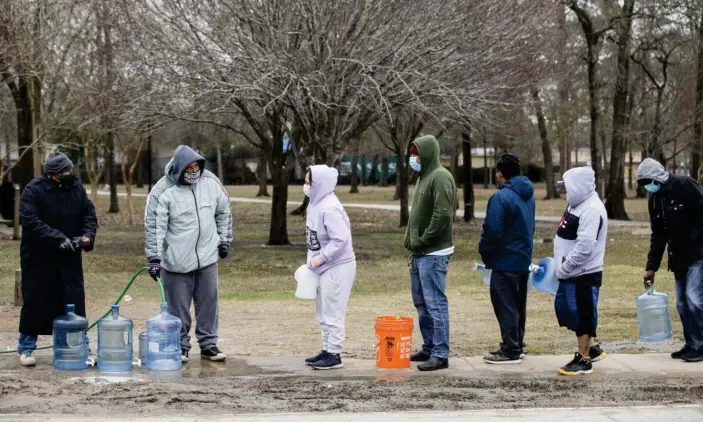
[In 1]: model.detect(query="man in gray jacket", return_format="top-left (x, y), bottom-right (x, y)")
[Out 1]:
top-left (145, 145), bottom-right (233, 362)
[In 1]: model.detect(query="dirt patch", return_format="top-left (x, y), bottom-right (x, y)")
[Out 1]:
top-left (1, 367), bottom-right (701, 415)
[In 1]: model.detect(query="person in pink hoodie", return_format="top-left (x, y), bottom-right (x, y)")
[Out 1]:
top-left (302, 165), bottom-right (357, 370)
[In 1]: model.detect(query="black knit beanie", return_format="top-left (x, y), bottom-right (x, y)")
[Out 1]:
top-left (44, 152), bottom-right (74, 176)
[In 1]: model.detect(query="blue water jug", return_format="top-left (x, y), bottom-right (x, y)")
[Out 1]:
top-left (53, 304), bottom-right (89, 371)
top-left (145, 302), bottom-right (182, 371)
top-left (636, 287), bottom-right (673, 342)
top-left (530, 257), bottom-right (559, 296)
top-left (97, 305), bottom-right (134, 372)
top-left (473, 263), bottom-right (535, 293)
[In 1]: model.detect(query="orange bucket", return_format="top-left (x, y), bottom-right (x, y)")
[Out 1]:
top-left (374, 316), bottom-right (413, 369)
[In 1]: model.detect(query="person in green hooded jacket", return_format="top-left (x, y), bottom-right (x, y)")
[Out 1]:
top-left (404, 134), bottom-right (456, 371)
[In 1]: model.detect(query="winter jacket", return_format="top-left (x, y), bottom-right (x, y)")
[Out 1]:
top-left (637, 159), bottom-right (703, 273)
top-left (553, 167), bottom-right (608, 282)
top-left (479, 175), bottom-right (536, 272)
top-left (305, 165), bottom-right (356, 275)
top-left (403, 135), bottom-right (456, 255)
top-left (144, 145), bottom-right (233, 274)
top-left (19, 175), bottom-right (98, 334)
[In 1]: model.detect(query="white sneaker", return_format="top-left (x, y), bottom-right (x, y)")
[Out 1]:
top-left (19, 351), bottom-right (36, 367)
top-left (182, 349), bottom-right (190, 363)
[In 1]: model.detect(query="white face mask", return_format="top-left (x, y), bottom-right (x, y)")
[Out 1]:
top-left (303, 184), bottom-right (311, 197)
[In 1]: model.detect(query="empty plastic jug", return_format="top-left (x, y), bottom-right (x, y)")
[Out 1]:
top-left (53, 304), bottom-right (89, 371)
top-left (145, 302), bottom-right (182, 371)
top-left (636, 287), bottom-right (673, 342)
top-left (530, 257), bottom-right (558, 296)
top-left (138, 331), bottom-right (147, 363)
top-left (294, 264), bottom-right (319, 299)
top-left (473, 263), bottom-right (535, 293)
top-left (97, 305), bottom-right (134, 373)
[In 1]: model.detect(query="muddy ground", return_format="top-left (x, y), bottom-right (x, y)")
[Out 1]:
top-left (1, 356), bottom-right (702, 415)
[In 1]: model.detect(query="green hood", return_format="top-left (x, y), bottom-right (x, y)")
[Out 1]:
top-left (411, 135), bottom-right (441, 175)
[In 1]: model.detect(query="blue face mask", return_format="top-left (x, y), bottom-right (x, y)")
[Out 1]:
top-left (644, 182), bottom-right (660, 193)
top-left (409, 156), bottom-right (421, 172)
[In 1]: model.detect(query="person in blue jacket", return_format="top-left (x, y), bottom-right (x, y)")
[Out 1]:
top-left (17, 152), bottom-right (98, 367)
top-left (478, 153), bottom-right (536, 364)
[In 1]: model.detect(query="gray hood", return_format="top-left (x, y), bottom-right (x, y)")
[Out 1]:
top-left (165, 145), bottom-right (206, 186)
top-left (308, 165), bottom-right (339, 205)
top-left (563, 166), bottom-right (596, 207)
top-left (636, 158), bottom-right (670, 184)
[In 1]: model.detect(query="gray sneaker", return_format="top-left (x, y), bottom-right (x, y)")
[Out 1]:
top-left (19, 351), bottom-right (36, 367)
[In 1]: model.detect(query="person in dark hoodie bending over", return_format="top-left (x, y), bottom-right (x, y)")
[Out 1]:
top-left (479, 153), bottom-right (535, 365)
top-left (638, 158), bottom-right (703, 362)
top-left (144, 145), bottom-right (233, 363)
top-left (405, 135), bottom-right (457, 372)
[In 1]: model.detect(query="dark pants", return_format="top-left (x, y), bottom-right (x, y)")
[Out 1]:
top-left (490, 271), bottom-right (529, 359)
top-left (674, 259), bottom-right (703, 349)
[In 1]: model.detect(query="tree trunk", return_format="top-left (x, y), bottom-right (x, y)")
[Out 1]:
top-left (369, 154), bottom-right (379, 185)
top-left (350, 152), bottom-right (360, 194)
top-left (531, 86), bottom-right (558, 199)
top-left (360, 154), bottom-right (367, 187)
top-left (216, 141), bottom-right (224, 182)
top-left (637, 147), bottom-right (647, 198)
top-left (105, 133), bottom-right (119, 213)
top-left (121, 160), bottom-right (134, 226)
top-left (604, 0), bottom-right (635, 221)
top-left (556, 5), bottom-right (571, 177)
top-left (483, 132), bottom-right (490, 189)
top-left (268, 144), bottom-right (290, 245)
top-left (628, 144), bottom-right (634, 191)
top-left (450, 143), bottom-right (460, 182)
top-left (380, 156), bottom-right (389, 187)
top-left (587, 46), bottom-right (601, 195)
top-left (693, 12), bottom-right (703, 179)
top-left (256, 149), bottom-right (269, 197)
top-left (394, 166), bottom-right (401, 200)
top-left (462, 130), bottom-right (474, 222)
top-left (10, 81), bottom-right (35, 191)
top-left (398, 149), bottom-right (410, 227)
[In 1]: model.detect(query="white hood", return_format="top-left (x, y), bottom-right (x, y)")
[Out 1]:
top-left (636, 158), bottom-right (670, 184)
top-left (563, 166), bottom-right (596, 207)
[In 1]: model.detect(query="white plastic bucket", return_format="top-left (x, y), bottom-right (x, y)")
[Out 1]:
top-left (294, 265), bottom-right (319, 299)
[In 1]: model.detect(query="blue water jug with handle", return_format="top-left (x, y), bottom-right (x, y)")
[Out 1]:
top-left (636, 287), bottom-right (672, 342)
top-left (53, 304), bottom-right (89, 371)
top-left (145, 302), bottom-right (182, 371)
top-left (97, 305), bottom-right (134, 373)
top-left (530, 257), bottom-right (559, 296)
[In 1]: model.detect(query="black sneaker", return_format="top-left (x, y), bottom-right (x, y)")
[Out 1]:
top-left (484, 352), bottom-right (522, 365)
top-left (310, 352), bottom-right (343, 370)
top-left (490, 343), bottom-right (525, 359)
top-left (181, 349), bottom-right (190, 363)
top-left (589, 344), bottom-right (607, 362)
top-left (417, 356), bottom-right (449, 371)
top-left (672, 345), bottom-right (693, 359)
top-left (201, 346), bottom-right (227, 362)
top-left (305, 350), bottom-right (328, 365)
top-left (410, 350), bottom-right (431, 362)
top-left (681, 348), bottom-right (703, 363)
top-left (558, 352), bottom-right (593, 376)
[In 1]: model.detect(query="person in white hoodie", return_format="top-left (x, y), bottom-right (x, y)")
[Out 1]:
top-left (553, 166), bottom-right (608, 376)
top-left (302, 165), bottom-right (357, 370)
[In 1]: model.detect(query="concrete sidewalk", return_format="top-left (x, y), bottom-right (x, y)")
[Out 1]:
top-left (92, 190), bottom-right (650, 227)
top-left (5, 406), bottom-right (703, 421)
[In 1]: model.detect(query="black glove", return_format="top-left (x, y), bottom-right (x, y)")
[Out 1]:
top-left (218, 244), bottom-right (229, 259)
top-left (59, 238), bottom-right (76, 252)
top-left (148, 259), bottom-right (161, 281)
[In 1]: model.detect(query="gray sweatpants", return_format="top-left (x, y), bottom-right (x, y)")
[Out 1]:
top-left (316, 261), bottom-right (356, 354)
top-left (161, 263), bottom-right (219, 351)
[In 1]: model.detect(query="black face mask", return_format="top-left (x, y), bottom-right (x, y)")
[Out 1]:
top-left (58, 174), bottom-right (76, 188)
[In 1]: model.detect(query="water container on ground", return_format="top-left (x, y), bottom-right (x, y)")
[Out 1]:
top-left (145, 302), bottom-right (182, 371)
top-left (97, 305), bottom-right (134, 372)
top-left (636, 287), bottom-right (673, 342)
top-left (53, 304), bottom-right (89, 371)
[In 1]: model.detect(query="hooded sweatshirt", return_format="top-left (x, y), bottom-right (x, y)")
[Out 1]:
top-left (145, 145), bottom-right (233, 274)
top-left (637, 158), bottom-right (703, 272)
top-left (553, 167), bottom-right (608, 281)
top-left (403, 135), bottom-right (456, 255)
top-left (478, 175), bottom-right (536, 272)
top-left (306, 165), bottom-right (355, 275)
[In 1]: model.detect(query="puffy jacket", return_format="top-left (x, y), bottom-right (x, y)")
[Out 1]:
top-left (403, 135), bottom-right (456, 255)
top-left (553, 167), bottom-right (608, 281)
top-left (144, 145), bottom-right (233, 273)
top-left (478, 175), bottom-right (536, 272)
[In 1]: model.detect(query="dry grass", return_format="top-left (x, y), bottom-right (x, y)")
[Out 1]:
top-left (0, 189), bottom-right (677, 358)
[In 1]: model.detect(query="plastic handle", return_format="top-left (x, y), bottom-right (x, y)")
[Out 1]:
top-left (528, 264), bottom-right (542, 274)
top-left (474, 263), bottom-right (486, 271)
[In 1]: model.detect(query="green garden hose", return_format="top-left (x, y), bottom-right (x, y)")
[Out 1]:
top-left (0, 266), bottom-right (165, 354)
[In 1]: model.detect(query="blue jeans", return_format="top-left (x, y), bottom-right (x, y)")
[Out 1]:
top-left (410, 254), bottom-right (451, 359)
top-left (17, 333), bottom-right (90, 354)
top-left (674, 259), bottom-right (703, 349)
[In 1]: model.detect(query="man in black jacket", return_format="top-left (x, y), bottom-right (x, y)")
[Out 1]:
top-left (637, 158), bottom-right (703, 362)
top-left (17, 152), bottom-right (98, 367)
